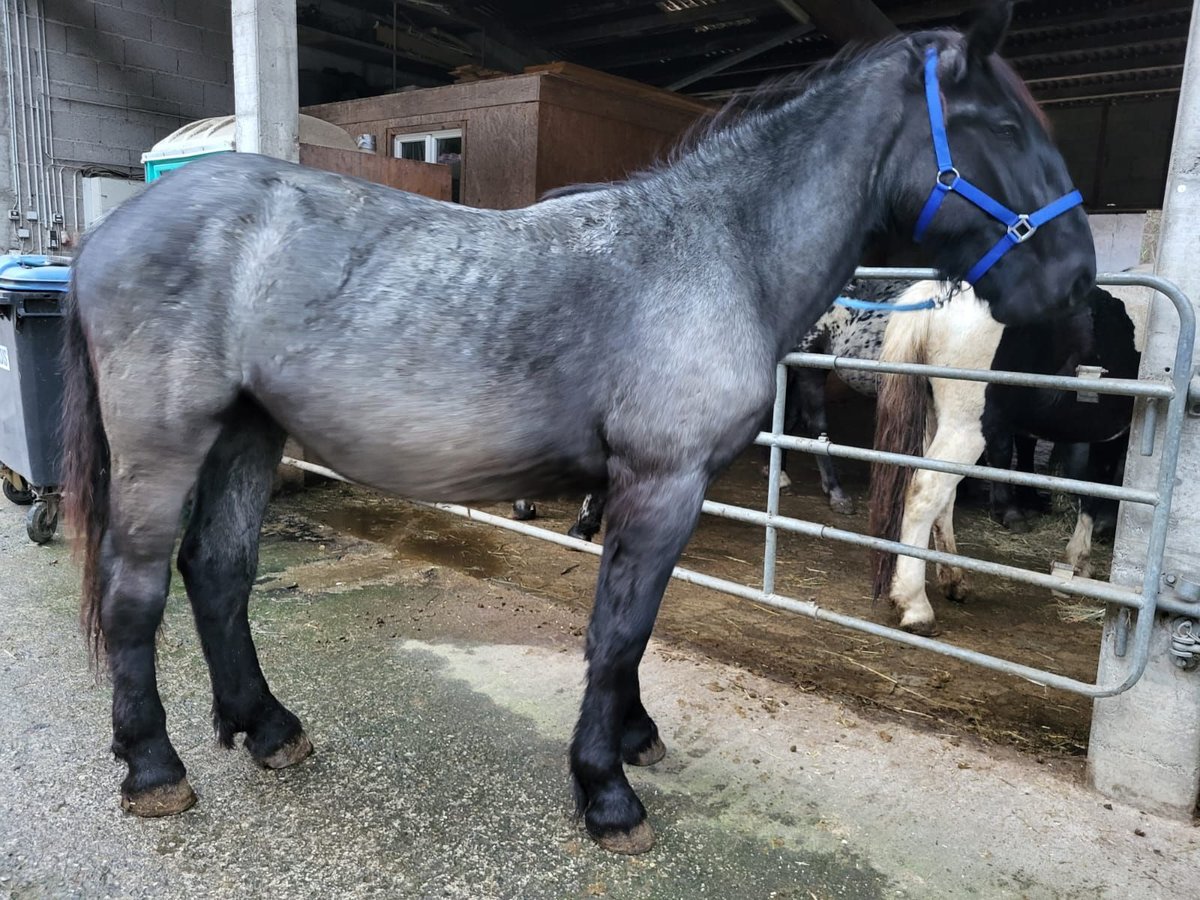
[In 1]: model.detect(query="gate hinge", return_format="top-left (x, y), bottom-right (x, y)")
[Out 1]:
top-left (1169, 618), bottom-right (1200, 670)
top-left (1188, 368), bottom-right (1200, 417)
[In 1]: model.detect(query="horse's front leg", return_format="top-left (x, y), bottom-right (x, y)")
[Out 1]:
top-left (571, 469), bottom-right (706, 854)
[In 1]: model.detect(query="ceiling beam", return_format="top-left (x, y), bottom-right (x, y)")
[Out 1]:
top-left (591, 23), bottom-right (810, 71)
top-left (543, 0), bottom-right (776, 47)
top-left (377, 0), bottom-right (552, 71)
top-left (670, 21), bottom-right (816, 90)
top-left (1033, 74), bottom-right (1182, 104)
top-left (781, 0), bottom-right (897, 44)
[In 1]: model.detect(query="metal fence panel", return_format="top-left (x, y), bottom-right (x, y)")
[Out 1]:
top-left (281, 268), bottom-right (1199, 699)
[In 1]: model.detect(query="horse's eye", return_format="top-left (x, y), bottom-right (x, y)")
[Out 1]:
top-left (992, 122), bottom-right (1020, 141)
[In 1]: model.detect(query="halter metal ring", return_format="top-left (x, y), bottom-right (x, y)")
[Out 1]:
top-left (1007, 214), bottom-right (1037, 243)
top-left (936, 167), bottom-right (960, 190)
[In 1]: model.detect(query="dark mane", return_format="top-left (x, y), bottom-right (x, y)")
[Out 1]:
top-left (665, 31), bottom-right (932, 165)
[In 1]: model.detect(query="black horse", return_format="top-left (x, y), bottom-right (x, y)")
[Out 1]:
top-left (62, 3), bottom-right (1092, 854)
top-left (983, 286), bottom-right (1139, 573)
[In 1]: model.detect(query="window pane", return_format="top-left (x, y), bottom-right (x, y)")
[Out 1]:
top-left (397, 140), bottom-right (426, 162)
top-left (435, 136), bottom-right (461, 163)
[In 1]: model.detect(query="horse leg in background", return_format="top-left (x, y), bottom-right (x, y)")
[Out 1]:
top-left (889, 381), bottom-right (986, 635)
top-left (571, 467), bottom-right (707, 853)
top-left (1064, 436), bottom-right (1128, 577)
top-left (932, 489), bottom-right (969, 602)
top-left (984, 427), bottom-right (1030, 533)
top-left (511, 499), bottom-right (537, 521)
top-left (100, 422), bottom-right (221, 815)
top-left (177, 399), bottom-right (312, 769)
top-left (1013, 434), bottom-right (1049, 515)
top-left (568, 491), bottom-right (608, 542)
top-left (793, 368), bottom-right (854, 513)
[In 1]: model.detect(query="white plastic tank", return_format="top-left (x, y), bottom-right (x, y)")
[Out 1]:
top-left (141, 114), bottom-right (359, 181)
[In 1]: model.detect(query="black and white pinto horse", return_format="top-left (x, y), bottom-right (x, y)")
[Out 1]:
top-left (869, 281), bottom-right (1137, 635)
top-left (61, 4), bottom-right (1094, 854)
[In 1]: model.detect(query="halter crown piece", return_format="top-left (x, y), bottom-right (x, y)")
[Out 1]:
top-left (911, 46), bottom-right (1083, 284)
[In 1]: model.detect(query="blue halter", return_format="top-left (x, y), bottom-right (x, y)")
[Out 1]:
top-left (834, 295), bottom-right (937, 312)
top-left (911, 46), bottom-right (1083, 284)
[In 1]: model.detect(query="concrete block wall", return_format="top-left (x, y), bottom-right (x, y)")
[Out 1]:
top-left (42, 0), bottom-right (233, 171)
top-left (1, 1), bottom-right (234, 250)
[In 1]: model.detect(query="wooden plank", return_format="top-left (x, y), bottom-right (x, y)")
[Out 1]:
top-left (538, 76), bottom-right (710, 135)
top-left (534, 102), bottom-right (697, 197)
top-left (298, 144), bottom-right (452, 201)
top-left (459, 104), bottom-right (540, 209)
top-left (303, 75), bottom-right (542, 126)
top-left (524, 62), bottom-right (714, 115)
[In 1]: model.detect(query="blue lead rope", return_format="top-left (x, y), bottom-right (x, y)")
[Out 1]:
top-left (834, 295), bottom-right (937, 312)
top-left (911, 46), bottom-right (1083, 284)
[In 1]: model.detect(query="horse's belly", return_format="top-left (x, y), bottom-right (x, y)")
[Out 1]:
top-left (261, 385), bottom-right (606, 502)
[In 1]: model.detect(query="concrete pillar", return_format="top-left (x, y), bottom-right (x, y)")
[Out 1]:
top-left (1088, 0), bottom-right (1200, 820)
top-left (231, 0), bottom-right (298, 161)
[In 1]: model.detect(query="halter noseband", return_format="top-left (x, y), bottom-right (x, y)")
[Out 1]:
top-left (912, 46), bottom-right (1083, 284)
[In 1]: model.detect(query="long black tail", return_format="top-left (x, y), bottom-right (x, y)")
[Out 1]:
top-left (61, 284), bottom-right (110, 667)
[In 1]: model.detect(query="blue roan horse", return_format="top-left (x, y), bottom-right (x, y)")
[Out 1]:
top-left (61, 2), bottom-right (1093, 854)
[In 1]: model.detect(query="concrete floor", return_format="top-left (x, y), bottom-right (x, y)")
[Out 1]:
top-left (1, 493), bottom-right (1197, 899)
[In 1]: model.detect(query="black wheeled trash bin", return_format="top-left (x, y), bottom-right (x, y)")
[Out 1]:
top-left (0, 254), bottom-right (71, 544)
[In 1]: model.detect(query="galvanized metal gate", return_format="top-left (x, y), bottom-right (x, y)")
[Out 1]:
top-left (284, 267), bottom-right (1200, 699)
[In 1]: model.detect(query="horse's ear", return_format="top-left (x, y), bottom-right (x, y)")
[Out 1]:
top-left (964, 0), bottom-right (1012, 60)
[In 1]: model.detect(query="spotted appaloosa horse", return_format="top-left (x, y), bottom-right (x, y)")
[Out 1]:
top-left (61, 3), bottom-right (1093, 853)
top-left (869, 281), bottom-right (1137, 635)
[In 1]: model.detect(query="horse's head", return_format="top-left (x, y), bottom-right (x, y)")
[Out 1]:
top-left (887, 1), bottom-right (1095, 325)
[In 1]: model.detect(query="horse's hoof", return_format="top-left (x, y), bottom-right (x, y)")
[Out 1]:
top-left (625, 736), bottom-right (666, 767)
top-left (778, 471), bottom-right (792, 489)
top-left (944, 585), bottom-right (970, 603)
top-left (256, 731), bottom-right (313, 770)
top-left (595, 821), bottom-right (656, 855)
top-left (511, 501), bottom-right (537, 522)
top-left (566, 525), bottom-right (595, 543)
top-left (121, 778), bottom-right (197, 817)
top-left (830, 495), bottom-right (855, 515)
top-left (899, 615), bottom-right (937, 636)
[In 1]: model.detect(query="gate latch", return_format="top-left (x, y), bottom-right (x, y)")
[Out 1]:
top-left (1075, 364), bottom-right (1106, 403)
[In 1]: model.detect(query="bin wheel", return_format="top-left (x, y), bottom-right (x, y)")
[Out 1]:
top-left (4, 478), bottom-right (35, 506)
top-left (27, 501), bottom-right (58, 544)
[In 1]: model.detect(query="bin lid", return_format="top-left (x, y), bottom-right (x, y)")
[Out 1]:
top-left (0, 255), bottom-right (72, 293)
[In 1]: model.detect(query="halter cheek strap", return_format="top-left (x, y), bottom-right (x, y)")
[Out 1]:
top-left (911, 46), bottom-right (1083, 284)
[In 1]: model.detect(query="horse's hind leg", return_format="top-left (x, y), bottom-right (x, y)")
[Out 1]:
top-left (572, 468), bottom-right (707, 853)
top-left (177, 400), bottom-right (311, 769)
top-left (932, 492), bottom-right (969, 602)
top-left (102, 438), bottom-right (220, 815)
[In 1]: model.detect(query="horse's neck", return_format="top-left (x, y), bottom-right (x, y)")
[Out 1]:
top-left (678, 72), bottom-right (906, 357)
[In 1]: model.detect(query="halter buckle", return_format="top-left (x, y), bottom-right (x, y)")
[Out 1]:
top-left (1008, 214), bottom-right (1037, 243)
top-left (936, 167), bottom-right (960, 190)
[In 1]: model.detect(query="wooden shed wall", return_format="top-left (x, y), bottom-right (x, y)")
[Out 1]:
top-left (303, 68), bottom-right (710, 210)
top-left (305, 76), bottom-right (540, 209)
top-left (298, 145), bottom-right (452, 200)
top-left (533, 74), bottom-right (707, 195)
